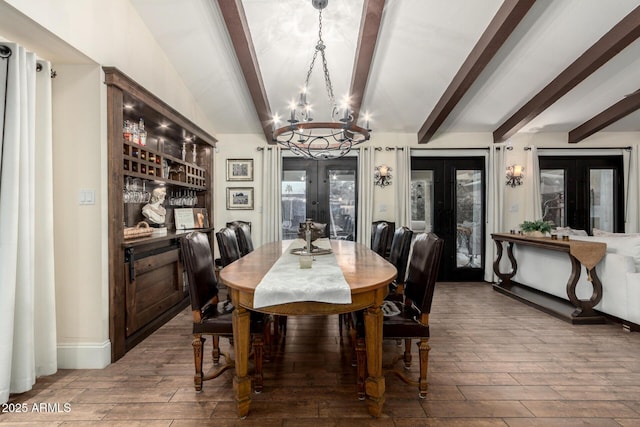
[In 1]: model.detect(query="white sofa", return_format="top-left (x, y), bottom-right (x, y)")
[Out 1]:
top-left (510, 234), bottom-right (640, 327)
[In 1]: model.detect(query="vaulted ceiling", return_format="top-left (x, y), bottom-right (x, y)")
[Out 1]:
top-left (130, 0), bottom-right (640, 144)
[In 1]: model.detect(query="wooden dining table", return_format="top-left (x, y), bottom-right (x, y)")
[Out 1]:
top-left (219, 239), bottom-right (397, 418)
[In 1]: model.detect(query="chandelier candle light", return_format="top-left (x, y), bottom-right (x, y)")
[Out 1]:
top-left (271, 0), bottom-right (371, 160)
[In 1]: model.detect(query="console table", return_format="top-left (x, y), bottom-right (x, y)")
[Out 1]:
top-left (491, 233), bottom-right (607, 324)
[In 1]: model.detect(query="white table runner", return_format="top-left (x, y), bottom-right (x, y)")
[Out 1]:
top-left (253, 239), bottom-right (352, 309)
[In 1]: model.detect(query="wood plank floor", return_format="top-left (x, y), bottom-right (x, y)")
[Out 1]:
top-left (3, 282), bottom-right (640, 426)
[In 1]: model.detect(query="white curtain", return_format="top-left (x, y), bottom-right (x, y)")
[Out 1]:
top-left (394, 147), bottom-right (411, 228)
top-left (357, 146), bottom-right (374, 245)
top-left (624, 147), bottom-right (640, 232)
top-left (484, 146), bottom-right (505, 282)
top-left (0, 43), bottom-right (56, 404)
top-left (525, 146), bottom-right (543, 220)
top-left (260, 146), bottom-right (282, 245)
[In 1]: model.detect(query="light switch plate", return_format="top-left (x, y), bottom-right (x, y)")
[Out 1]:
top-left (79, 189), bottom-right (96, 205)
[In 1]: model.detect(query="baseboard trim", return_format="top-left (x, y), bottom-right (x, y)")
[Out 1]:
top-left (57, 340), bottom-right (111, 369)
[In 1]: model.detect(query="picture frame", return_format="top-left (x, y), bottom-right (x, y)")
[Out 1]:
top-left (226, 158), bottom-right (254, 181)
top-left (174, 208), bottom-right (210, 230)
top-left (226, 187), bottom-right (254, 210)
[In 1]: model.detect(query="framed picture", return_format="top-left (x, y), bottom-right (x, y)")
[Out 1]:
top-left (227, 187), bottom-right (254, 210)
top-left (226, 158), bottom-right (254, 181)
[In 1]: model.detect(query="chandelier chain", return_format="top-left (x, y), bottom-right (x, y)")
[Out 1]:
top-left (303, 10), bottom-right (336, 108)
top-left (271, 1), bottom-right (371, 160)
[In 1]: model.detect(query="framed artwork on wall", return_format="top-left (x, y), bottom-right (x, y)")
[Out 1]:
top-left (226, 158), bottom-right (254, 181)
top-left (226, 187), bottom-right (254, 210)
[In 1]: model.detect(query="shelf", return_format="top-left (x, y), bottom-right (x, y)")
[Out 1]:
top-left (122, 140), bottom-right (207, 189)
top-left (122, 228), bottom-right (214, 248)
top-left (493, 282), bottom-right (606, 325)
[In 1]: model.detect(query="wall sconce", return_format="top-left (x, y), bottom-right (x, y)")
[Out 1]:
top-left (506, 164), bottom-right (524, 188)
top-left (374, 164), bottom-right (392, 187)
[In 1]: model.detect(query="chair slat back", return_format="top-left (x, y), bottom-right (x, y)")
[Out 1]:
top-left (216, 227), bottom-right (242, 267)
top-left (371, 221), bottom-right (391, 256)
top-left (404, 233), bottom-right (444, 314)
top-left (182, 231), bottom-right (219, 312)
top-left (388, 226), bottom-right (414, 283)
top-left (228, 221), bottom-right (254, 256)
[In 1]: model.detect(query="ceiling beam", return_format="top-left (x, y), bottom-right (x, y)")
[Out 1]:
top-left (494, 5), bottom-right (640, 143)
top-left (417, 0), bottom-right (535, 144)
top-left (217, 0), bottom-right (273, 143)
top-left (568, 89), bottom-right (640, 143)
top-left (349, 0), bottom-right (385, 126)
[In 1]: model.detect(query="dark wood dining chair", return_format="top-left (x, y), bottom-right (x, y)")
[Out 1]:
top-left (181, 231), bottom-right (269, 392)
top-left (370, 221), bottom-right (392, 256)
top-left (226, 220), bottom-right (254, 257)
top-left (354, 232), bottom-right (444, 399)
top-left (216, 227), bottom-right (243, 267)
top-left (371, 220), bottom-right (396, 258)
top-left (386, 226), bottom-right (414, 296)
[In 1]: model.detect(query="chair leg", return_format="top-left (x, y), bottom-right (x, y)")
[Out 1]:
top-left (273, 315), bottom-right (287, 341)
top-left (263, 317), bottom-right (272, 361)
top-left (212, 335), bottom-right (220, 364)
top-left (355, 336), bottom-right (366, 400)
top-left (349, 321), bottom-right (358, 366)
top-left (417, 338), bottom-right (431, 398)
top-left (403, 339), bottom-right (412, 368)
top-left (253, 334), bottom-right (264, 394)
top-left (192, 334), bottom-right (204, 391)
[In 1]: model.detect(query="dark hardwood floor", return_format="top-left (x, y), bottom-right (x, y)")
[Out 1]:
top-left (3, 282), bottom-right (640, 426)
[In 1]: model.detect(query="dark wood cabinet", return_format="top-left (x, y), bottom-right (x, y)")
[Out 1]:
top-left (104, 67), bottom-right (217, 361)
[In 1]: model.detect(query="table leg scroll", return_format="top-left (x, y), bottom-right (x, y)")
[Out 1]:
top-left (231, 290), bottom-right (251, 418)
top-left (493, 240), bottom-right (517, 285)
top-left (364, 304), bottom-right (385, 417)
top-left (565, 256), bottom-right (603, 318)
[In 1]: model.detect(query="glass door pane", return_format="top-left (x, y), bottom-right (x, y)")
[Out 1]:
top-left (590, 169), bottom-right (614, 232)
top-left (456, 169), bottom-right (482, 268)
top-left (410, 170), bottom-right (434, 233)
top-left (281, 170), bottom-right (307, 240)
top-left (328, 169), bottom-right (356, 240)
top-left (541, 169), bottom-right (565, 227)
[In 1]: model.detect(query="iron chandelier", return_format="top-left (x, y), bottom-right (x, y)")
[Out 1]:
top-left (271, 0), bottom-right (371, 160)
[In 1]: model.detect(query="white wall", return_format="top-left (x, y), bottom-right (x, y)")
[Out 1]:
top-left (52, 64), bottom-right (111, 368)
top-left (213, 135), bottom-right (265, 255)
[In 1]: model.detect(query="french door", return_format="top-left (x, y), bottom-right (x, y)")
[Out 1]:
top-left (411, 157), bottom-right (485, 281)
top-left (539, 156), bottom-right (624, 234)
top-left (281, 157), bottom-right (358, 240)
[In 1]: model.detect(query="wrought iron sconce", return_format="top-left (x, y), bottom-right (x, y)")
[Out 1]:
top-left (374, 165), bottom-right (392, 187)
top-left (505, 164), bottom-right (524, 188)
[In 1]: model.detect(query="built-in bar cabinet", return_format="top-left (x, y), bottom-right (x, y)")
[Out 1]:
top-left (104, 67), bottom-right (217, 361)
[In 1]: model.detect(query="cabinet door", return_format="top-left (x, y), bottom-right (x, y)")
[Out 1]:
top-left (124, 248), bottom-right (185, 336)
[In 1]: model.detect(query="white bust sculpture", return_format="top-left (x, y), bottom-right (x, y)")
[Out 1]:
top-left (142, 187), bottom-right (167, 225)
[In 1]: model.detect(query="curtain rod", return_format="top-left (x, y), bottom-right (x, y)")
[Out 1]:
top-left (524, 146), bottom-right (632, 151)
top-left (411, 147), bottom-right (491, 151)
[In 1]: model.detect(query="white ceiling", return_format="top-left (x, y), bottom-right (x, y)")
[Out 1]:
top-left (130, 0), bottom-right (640, 140)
